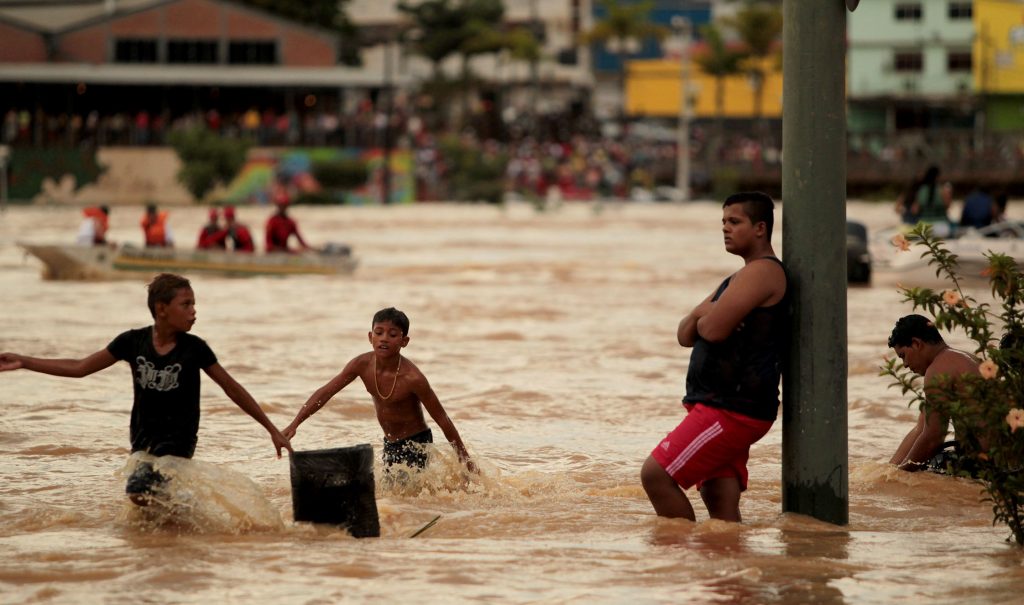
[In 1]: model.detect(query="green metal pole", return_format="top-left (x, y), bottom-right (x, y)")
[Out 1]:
top-left (781, 0), bottom-right (849, 525)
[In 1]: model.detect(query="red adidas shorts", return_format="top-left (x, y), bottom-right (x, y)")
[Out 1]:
top-left (650, 403), bottom-right (774, 491)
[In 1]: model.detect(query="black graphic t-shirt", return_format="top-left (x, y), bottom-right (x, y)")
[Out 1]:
top-left (107, 327), bottom-right (217, 458)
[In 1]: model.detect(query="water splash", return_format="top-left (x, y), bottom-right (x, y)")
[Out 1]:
top-left (116, 452), bottom-right (283, 534)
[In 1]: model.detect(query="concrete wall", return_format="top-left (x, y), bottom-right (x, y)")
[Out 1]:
top-left (33, 147), bottom-right (192, 207)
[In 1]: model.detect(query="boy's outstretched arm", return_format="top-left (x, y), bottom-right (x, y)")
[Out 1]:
top-left (417, 384), bottom-right (476, 473)
top-left (204, 363), bottom-right (293, 458)
top-left (284, 357), bottom-right (361, 439)
top-left (0, 350), bottom-right (116, 377)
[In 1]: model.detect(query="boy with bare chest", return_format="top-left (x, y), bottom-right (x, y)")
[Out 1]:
top-left (284, 308), bottom-right (475, 473)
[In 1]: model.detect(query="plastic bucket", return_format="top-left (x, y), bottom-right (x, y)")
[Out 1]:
top-left (289, 444), bottom-right (380, 538)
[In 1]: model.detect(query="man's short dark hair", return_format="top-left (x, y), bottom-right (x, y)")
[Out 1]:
top-left (888, 314), bottom-right (944, 348)
top-left (147, 273), bottom-right (191, 318)
top-left (373, 307), bottom-right (410, 336)
top-left (724, 191), bottom-right (775, 239)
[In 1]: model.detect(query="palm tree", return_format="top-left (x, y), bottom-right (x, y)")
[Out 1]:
top-left (503, 26), bottom-right (543, 134)
top-left (692, 23), bottom-right (745, 162)
top-left (580, 0), bottom-right (667, 117)
top-left (398, 0), bottom-right (507, 130)
top-left (398, 0), bottom-right (465, 80)
top-left (724, 1), bottom-right (783, 122)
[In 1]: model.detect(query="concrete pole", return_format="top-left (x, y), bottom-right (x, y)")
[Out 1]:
top-left (780, 0), bottom-right (849, 525)
top-left (0, 145), bottom-right (9, 212)
top-left (671, 16), bottom-right (691, 202)
top-left (381, 40), bottom-right (394, 205)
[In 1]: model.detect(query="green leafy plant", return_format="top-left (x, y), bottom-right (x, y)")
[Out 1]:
top-left (881, 224), bottom-right (1024, 545)
top-left (168, 127), bottom-right (251, 202)
top-left (310, 158), bottom-right (369, 204)
top-left (438, 135), bottom-right (507, 204)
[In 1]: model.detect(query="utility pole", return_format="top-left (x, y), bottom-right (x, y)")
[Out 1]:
top-left (780, 0), bottom-right (852, 525)
top-left (0, 145), bottom-right (9, 212)
top-left (381, 38), bottom-right (394, 205)
top-left (671, 16), bottom-right (692, 202)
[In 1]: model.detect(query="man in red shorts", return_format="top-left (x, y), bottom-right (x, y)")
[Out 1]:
top-left (641, 191), bottom-right (788, 522)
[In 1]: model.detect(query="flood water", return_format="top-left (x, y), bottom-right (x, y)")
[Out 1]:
top-left (1, 201), bottom-right (1021, 604)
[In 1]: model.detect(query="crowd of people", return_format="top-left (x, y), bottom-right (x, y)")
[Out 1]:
top-left (3, 104), bottom-right (396, 150)
top-left (11, 100), bottom-right (1023, 204)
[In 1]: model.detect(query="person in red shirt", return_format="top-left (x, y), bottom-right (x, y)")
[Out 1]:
top-left (197, 208), bottom-right (226, 250)
top-left (223, 206), bottom-right (255, 253)
top-left (265, 196), bottom-right (309, 253)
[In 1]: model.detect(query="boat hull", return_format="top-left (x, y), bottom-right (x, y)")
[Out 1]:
top-left (18, 243), bottom-right (357, 280)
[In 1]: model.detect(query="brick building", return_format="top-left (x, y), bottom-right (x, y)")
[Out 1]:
top-left (0, 0), bottom-right (394, 146)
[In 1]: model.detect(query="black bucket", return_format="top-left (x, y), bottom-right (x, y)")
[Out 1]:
top-left (289, 444), bottom-right (380, 538)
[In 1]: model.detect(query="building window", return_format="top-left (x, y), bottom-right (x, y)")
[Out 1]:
top-left (947, 50), bottom-right (972, 72)
top-left (948, 2), bottom-right (972, 20)
top-left (895, 3), bottom-right (922, 21)
top-left (228, 41), bottom-right (277, 65)
top-left (114, 39), bottom-right (157, 63)
top-left (894, 51), bottom-right (923, 72)
top-left (167, 40), bottom-right (219, 64)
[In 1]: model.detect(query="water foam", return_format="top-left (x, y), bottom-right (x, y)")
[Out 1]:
top-left (116, 452), bottom-right (283, 534)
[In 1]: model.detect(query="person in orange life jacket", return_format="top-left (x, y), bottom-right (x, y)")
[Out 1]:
top-left (265, 195), bottom-right (309, 253)
top-left (223, 206), bottom-right (255, 253)
top-left (76, 205), bottom-right (110, 245)
top-left (141, 204), bottom-right (174, 248)
top-left (197, 208), bottom-right (227, 250)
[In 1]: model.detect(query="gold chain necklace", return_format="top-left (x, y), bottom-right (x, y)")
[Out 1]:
top-left (373, 354), bottom-right (401, 399)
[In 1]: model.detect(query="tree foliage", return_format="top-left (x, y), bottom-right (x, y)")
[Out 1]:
top-left (168, 127), bottom-right (251, 202)
top-left (237, 0), bottom-right (360, 64)
top-left (238, 0), bottom-right (346, 29)
top-left (399, 0), bottom-right (505, 72)
top-left (398, 0), bottom-right (514, 129)
top-left (723, 1), bottom-right (783, 119)
top-left (693, 23), bottom-right (745, 121)
top-left (580, 0), bottom-right (668, 51)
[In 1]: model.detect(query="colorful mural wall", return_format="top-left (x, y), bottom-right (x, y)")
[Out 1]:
top-left (223, 148), bottom-right (414, 205)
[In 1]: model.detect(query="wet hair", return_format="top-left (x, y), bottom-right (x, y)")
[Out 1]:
top-left (147, 273), bottom-right (191, 318)
top-left (888, 314), bottom-right (944, 348)
top-left (372, 307), bottom-right (409, 335)
top-left (724, 191), bottom-right (775, 239)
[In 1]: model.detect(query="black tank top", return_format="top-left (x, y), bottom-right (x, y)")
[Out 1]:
top-left (683, 257), bottom-right (788, 421)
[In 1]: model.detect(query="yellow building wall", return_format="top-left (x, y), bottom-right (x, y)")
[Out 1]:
top-left (975, 0), bottom-right (1024, 93)
top-left (626, 58), bottom-right (783, 118)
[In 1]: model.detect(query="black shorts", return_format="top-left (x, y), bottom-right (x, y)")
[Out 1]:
top-left (382, 428), bottom-right (433, 469)
top-left (926, 441), bottom-right (980, 478)
top-left (125, 461), bottom-right (167, 497)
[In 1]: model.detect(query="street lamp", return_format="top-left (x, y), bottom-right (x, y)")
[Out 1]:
top-left (670, 16), bottom-right (692, 202)
top-left (0, 144), bottom-right (9, 212)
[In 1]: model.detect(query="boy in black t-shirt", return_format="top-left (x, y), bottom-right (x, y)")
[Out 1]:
top-left (0, 273), bottom-right (291, 505)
